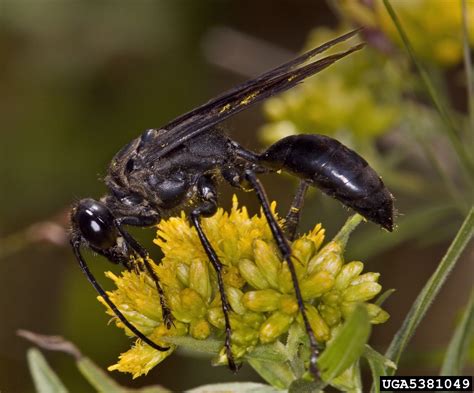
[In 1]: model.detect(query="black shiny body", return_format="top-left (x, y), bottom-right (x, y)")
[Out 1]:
top-left (69, 30), bottom-right (394, 377)
top-left (261, 135), bottom-right (393, 230)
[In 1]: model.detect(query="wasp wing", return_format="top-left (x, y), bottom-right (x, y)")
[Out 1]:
top-left (148, 30), bottom-right (364, 160)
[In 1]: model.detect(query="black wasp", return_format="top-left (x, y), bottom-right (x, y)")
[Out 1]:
top-left (70, 29), bottom-right (393, 377)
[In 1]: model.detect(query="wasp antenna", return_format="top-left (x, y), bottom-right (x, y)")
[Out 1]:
top-left (70, 238), bottom-right (169, 352)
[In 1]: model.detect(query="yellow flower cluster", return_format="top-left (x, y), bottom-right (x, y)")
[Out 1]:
top-left (100, 196), bottom-right (388, 378)
top-left (374, 0), bottom-right (474, 67)
top-left (338, 0), bottom-right (473, 67)
top-left (260, 26), bottom-right (403, 147)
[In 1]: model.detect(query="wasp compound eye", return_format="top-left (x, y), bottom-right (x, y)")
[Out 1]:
top-left (73, 199), bottom-right (118, 249)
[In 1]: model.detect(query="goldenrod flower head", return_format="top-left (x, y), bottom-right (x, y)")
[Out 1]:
top-left (99, 196), bottom-right (388, 377)
top-left (260, 26), bottom-right (404, 147)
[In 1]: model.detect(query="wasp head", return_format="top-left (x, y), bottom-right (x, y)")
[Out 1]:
top-left (71, 198), bottom-right (129, 263)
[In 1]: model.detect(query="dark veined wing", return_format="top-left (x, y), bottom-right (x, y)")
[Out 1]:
top-left (149, 29), bottom-right (364, 160)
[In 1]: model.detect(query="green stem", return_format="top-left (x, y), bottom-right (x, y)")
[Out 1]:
top-left (333, 214), bottom-right (364, 249)
top-left (385, 206), bottom-right (474, 371)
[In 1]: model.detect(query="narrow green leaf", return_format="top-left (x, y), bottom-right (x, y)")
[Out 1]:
top-left (248, 358), bottom-right (295, 390)
top-left (27, 348), bottom-right (68, 393)
top-left (318, 304), bottom-right (371, 382)
top-left (385, 207), bottom-right (474, 373)
top-left (375, 289), bottom-right (396, 307)
top-left (440, 289), bottom-right (474, 375)
top-left (187, 382), bottom-right (279, 393)
top-left (364, 345), bottom-right (396, 393)
top-left (76, 357), bottom-right (127, 393)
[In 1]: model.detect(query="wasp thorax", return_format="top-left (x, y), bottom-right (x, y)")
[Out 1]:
top-left (73, 198), bottom-right (118, 249)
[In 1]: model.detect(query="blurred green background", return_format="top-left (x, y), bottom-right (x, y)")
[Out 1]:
top-left (0, 1), bottom-right (472, 392)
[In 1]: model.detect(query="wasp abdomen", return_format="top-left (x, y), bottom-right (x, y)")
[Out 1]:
top-left (260, 135), bottom-right (394, 231)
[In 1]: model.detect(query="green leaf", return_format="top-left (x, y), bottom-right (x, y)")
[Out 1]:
top-left (385, 207), bottom-right (474, 373)
top-left (318, 304), bottom-right (371, 382)
top-left (27, 348), bottom-right (68, 393)
top-left (330, 360), bottom-right (362, 393)
top-left (364, 345), bottom-right (396, 393)
top-left (288, 379), bottom-right (319, 393)
top-left (160, 335), bottom-right (222, 354)
top-left (247, 358), bottom-right (295, 390)
top-left (76, 357), bottom-right (128, 393)
top-left (187, 382), bottom-right (279, 393)
top-left (440, 288), bottom-right (474, 375)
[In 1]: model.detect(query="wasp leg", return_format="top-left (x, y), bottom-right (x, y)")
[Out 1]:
top-left (114, 216), bottom-right (174, 329)
top-left (71, 235), bottom-right (170, 351)
top-left (244, 169), bottom-right (320, 379)
top-left (284, 180), bottom-right (309, 241)
top-left (189, 175), bottom-right (238, 373)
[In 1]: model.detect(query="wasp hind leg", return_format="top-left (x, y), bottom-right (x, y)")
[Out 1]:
top-left (284, 180), bottom-right (309, 241)
top-left (190, 175), bottom-right (238, 372)
top-left (244, 169), bottom-right (320, 379)
top-left (114, 216), bottom-right (174, 329)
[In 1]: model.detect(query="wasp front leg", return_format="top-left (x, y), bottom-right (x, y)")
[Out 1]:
top-left (114, 215), bottom-right (174, 329)
top-left (189, 175), bottom-right (238, 372)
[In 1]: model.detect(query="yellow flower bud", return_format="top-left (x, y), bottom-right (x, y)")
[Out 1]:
top-left (243, 289), bottom-right (282, 312)
top-left (227, 286), bottom-right (246, 315)
top-left (334, 261), bottom-right (364, 290)
top-left (253, 239), bottom-right (280, 288)
top-left (190, 319), bottom-right (211, 340)
top-left (176, 263), bottom-right (189, 287)
top-left (279, 294), bottom-right (298, 315)
top-left (207, 307), bottom-right (225, 329)
top-left (232, 326), bottom-right (259, 347)
top-left (278, 260), bottom-right (306, 294)
top-left (319, 303), bottom-right (342, 327)
top-left (300, 271), bottom-right (334, 300)
top-left (189, 259), bottom-right (212, 303)
top-left (343, 282), bottom-right (382, 302)
top-left (242, 311), bottom-right (265, 330)
top-left (366, 303), bottom-right (390, 324)
top-left (350, 272), bottom-right (380, 286)
top-left (238, 259), bottom-right (270, 289)
top-left (301, 305), bottom-right (331, 343)
top-left (223, 266), bottom-right (246, 288)
top-left (307, 241), bottom-right (343, 274)
top-left (259, 312), bottom-right (294, 344)
top-left (291, 238), bottom-right (315, 266)
top-left (170, 288), bottom-right (207, 322)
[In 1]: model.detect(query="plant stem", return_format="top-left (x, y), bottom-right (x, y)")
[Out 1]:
top-left (385, 206), bottom-right (474, 372)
